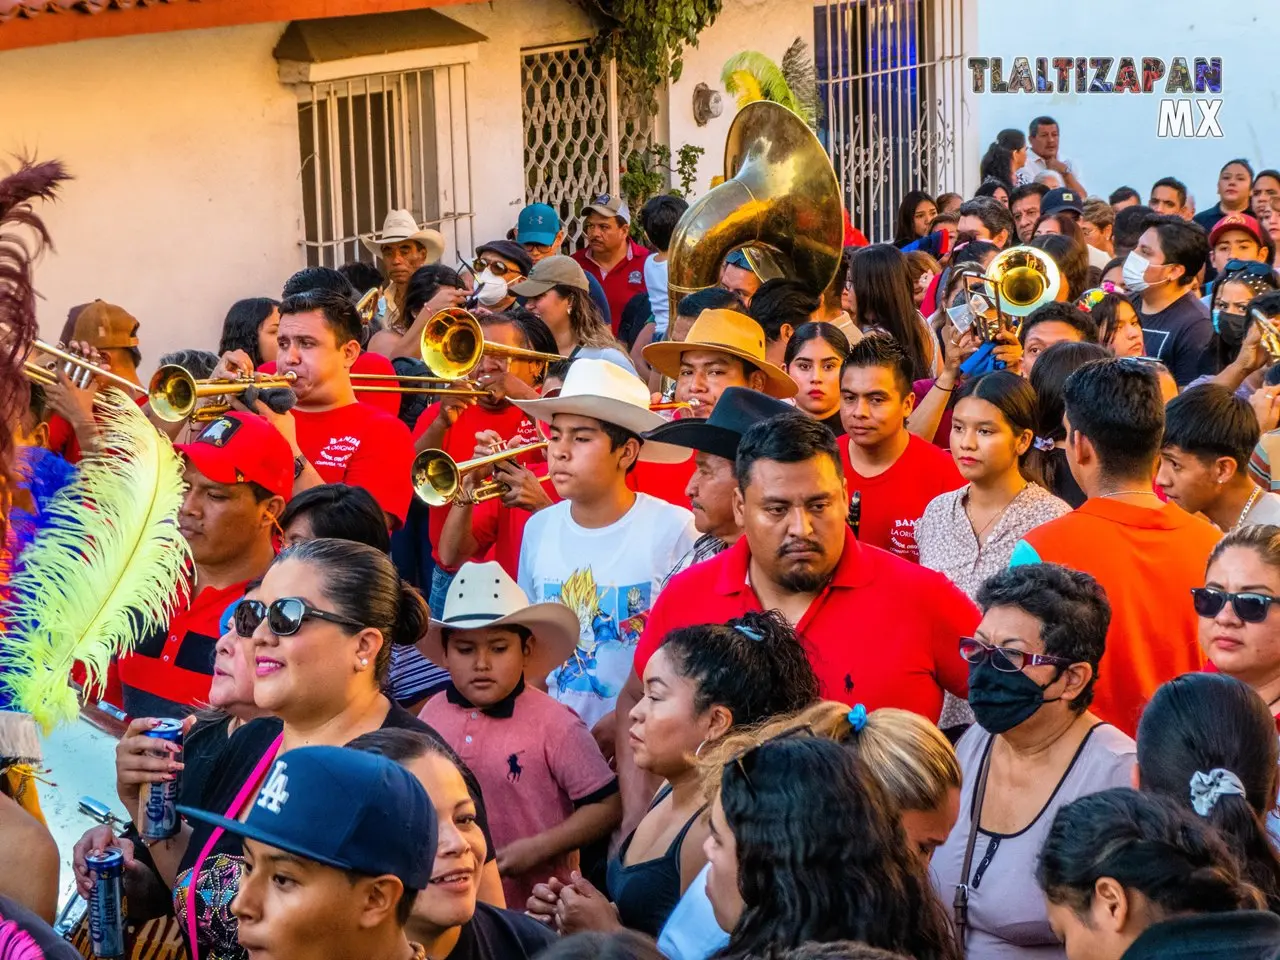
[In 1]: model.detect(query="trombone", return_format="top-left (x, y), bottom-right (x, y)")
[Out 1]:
top-left (23, 339), bottom-right (149, 396)
top-left (412, 436), bottom-right (551, 507)
top-left (347, 373), bottom-right (490, 398)
top-left (147, 365), bottom-right (297, 423)
top-left (418, 308), bottom-right (563, 380)
top-left (979, 245), bottom-right (1062, 333)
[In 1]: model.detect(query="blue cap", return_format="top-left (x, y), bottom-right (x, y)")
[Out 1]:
top-left (179, 746), bottom-right (436, 888)
top-left (517, 203), bottom-right (561, 246)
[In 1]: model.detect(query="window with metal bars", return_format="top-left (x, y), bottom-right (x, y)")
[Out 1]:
top-left (297, 66), bottom-right (473, 268)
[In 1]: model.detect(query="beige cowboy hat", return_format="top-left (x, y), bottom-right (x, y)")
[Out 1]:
top-left (512, 358), bottom-right (692, 464)
top-left (362, 209), bottom-right (445, 264)
top-left (642, 309), bottom-right (798, 399)
top-left (420, 561), bottom-right (580, 680)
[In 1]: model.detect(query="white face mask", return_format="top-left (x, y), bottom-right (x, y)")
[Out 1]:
top-left (474, 270), bottom-right (510, 306)
top-left (1123, 250), bottom-right (1168, 295)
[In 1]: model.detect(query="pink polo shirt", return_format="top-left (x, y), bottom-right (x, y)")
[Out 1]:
top-left (420, 680), bottom-right (618, 908)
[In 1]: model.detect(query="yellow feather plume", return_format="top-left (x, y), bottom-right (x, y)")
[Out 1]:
top-left (1, 389), bottom-right (191, 731)
top-left (724, 70), bottom-right (764, 109)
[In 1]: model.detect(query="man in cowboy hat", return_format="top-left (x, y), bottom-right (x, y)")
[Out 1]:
top-left (363, 209), bottom-right (446, 332)
top-left (511, 358), bottom-right (697, 734)
top-left (642, 308), bottom-right (797, 419)
top-left (419, 560), bottom-right (619, 909)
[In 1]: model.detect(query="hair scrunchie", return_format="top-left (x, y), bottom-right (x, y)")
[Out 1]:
top-left (1189, 767), bottom-right (1247, 816)
top-left (847, 703), bottom-right (869, 732)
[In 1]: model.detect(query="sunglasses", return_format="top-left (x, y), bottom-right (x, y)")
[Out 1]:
top-left (1222, 259), bottom-right (1274, 279)
top-left (1191, 587), bottom-right (1280, 624)
top-left (959, 636), bottom-right (1075, 673)
top-left (234, 597), bottom-right (365, 637)
top-left (472, 257), bottom-right (524, 279)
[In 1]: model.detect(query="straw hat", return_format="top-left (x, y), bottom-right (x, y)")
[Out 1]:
top-left (420, 562), bottom-right (579, 679)
top-left (642, 309), bottom-right (797, 399)
top-left (362, 210), bottom-right (444, 263)
top-left (512, 358), bottom-right (692, 464)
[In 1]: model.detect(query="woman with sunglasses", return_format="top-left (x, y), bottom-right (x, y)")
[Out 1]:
top-left (702, 733), bottom-right (960, 960)
top-left (471, 241), bottom-right (533, 312)
top-left (1136, 672), bottom-right (1280, 911)
top-left (932, 563), bottom-right (1135, 960)
top-left (525, 611), bottom-right (819, 939)
top-left (116, 538), bottom-right (499, 960)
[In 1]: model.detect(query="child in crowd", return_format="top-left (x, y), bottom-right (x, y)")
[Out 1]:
top-left (420, 561), bottom-right (621, 908)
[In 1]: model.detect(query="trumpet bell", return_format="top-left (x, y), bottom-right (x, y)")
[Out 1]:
top-left (411, 449), bottom-right (461, 507)
top-left (148, 364), bottom-right (199, 422)
top-left (986, 246), bottom-right (1062, 318)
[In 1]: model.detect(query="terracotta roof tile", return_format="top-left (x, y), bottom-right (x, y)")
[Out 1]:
top-left (0, 0), bottom-right (198, 26)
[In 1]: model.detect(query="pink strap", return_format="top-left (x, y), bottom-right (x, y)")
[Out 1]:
top-left (184, 733), bottom-right (283, 960)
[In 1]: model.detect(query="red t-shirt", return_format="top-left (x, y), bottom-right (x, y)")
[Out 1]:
top-left (116, 579), bottom-right (249, 716)
top-left (294, 402), bottom-right (415, 525)
top-left (839, 433), bottom-right (964, 562)
top-left (469, 464), bottom-right (563, 578)
top-left (634, 530), bottom-right (977, 721)
top-left (572, 242), bottom-right (650, 335)
top-left (627, 458), bottom-right (695, 510)
top-left (260, 353), bottom-right (401, 417)
top-left (415, 402), bottom-right (543, 570)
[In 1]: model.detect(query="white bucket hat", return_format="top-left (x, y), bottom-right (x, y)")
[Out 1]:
top-left (362, 209), bottom-right (445, 264)
top-left (420, 561), bottom-right (580, 680)
top-left (512, 358), bottom-right (692, 464)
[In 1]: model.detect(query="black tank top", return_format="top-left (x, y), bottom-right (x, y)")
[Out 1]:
top-left (605, 786), bottom-right (704, 937)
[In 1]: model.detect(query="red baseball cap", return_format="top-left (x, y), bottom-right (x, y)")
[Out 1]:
top-left (1209, 213), bottom-right (1266, 248)
top-left (175, 412), bottom-right (293, 502)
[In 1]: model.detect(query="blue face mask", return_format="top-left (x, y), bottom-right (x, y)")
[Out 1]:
top-left (1213, 308), bottom-right (1248, 345)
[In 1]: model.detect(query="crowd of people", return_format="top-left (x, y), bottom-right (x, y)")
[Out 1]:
top-left (7, 111), bottom-right (1280, 960)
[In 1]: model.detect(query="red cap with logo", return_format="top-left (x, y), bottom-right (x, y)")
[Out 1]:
top-left (175, 412), bottom-right (293, 501)
top-left (1209, 213), bottom-right (1266, 248)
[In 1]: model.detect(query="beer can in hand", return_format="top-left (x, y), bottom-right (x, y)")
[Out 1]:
top-left (85, 848), bottom-right (126, 958)
top-left (137, 718), bottom-right (183, 841)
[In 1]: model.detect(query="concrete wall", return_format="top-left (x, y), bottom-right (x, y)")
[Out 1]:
top-left (971, 0), bottom-right (1272, 207)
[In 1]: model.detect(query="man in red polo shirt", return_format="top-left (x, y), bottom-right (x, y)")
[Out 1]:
top-left (571, 194), bottom-right (649, 334)
top-left (839, 333), bottom-right (964, 562)
top-left (116, 412), bottom-right (291, 719)
top-left (213, 289), bottom-right (416, 528)
top-left (614, 411), bottom-right (977, 824)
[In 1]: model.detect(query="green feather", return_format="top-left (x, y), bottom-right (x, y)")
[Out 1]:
top-left (1, 389), bottom-right (190, 731)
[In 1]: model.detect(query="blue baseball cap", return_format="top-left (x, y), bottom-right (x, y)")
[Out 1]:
top-left (179, 746), bottom-right (437, 888)
top-left (517, 203), bottom-right (561, 247)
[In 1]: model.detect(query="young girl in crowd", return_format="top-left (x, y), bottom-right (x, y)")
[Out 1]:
top-left (703, 734), bottom-right (961, 960)
top-left (1038, 788), bottom-right (1280, 960)
top-left (1138, 673), bottom-right (1280, 909)
top-left (1027, 340), bottom-right (1112, 507)
top-left (893, 190), bottom-right (937, 247)
top-left (216, 298), bottom-right (280, 368)
top-left (849, 244), bottom-right (939, 380)
top-left (526, 611), bottom-right (819, 938)
top-left (349, 729), bottom-right (558, 960)
top-left (513, 255), bottom-right (634, 371)
top-left (1208, 273), bottom-right (1279, 395)
top-left (1084, 290), bottom-right (1145, 357)
top-left (783, 322), bottom-right (850, 436)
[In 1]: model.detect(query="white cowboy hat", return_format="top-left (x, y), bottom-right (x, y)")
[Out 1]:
top-left (512, 358), bottom-right (692, 464)
top-left (362, 209), bottom-right (445, 264)
top-left (420, 561), bottom-right (580, 681)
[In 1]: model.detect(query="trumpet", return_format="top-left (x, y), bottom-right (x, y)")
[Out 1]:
top-left (412, 437), bottom-right (551, 506)
top-left (23, 339), bottom-right (149, 395)
top-left (1254, 309), bottom-right (1280, 361)
top-left (420, 309), bottom-right (563, 380)
top-left (147, 365), bottom-right (297, 423)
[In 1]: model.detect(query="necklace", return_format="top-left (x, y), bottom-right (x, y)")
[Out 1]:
top-left (966, 485), bottom-right (1025, 543)
top-left (1098, 489), bottom-right (1161, 500)
top-left (1236, 486), bottom-right (1263, 529)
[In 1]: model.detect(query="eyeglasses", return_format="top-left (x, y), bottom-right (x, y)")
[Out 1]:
top-left (723, 724), bottom-right (815, 795)
top-left (1191, 587), bottom-right (1280, 624)
top-left (959, 636), bottom-right (1075, 673)
top-left (472, 257), bottom-right (524, 279)
top-left (1222, 260), bottom-right (1274, 279)
top-left (233, 597), bottom-right (365, 637)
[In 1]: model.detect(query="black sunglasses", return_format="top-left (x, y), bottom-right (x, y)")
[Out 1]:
top-left (1222, 259), bottom-right (1274, 279)
top-left (234, 597), bottom-right (365, 637)
top-left (1191, 587), bottom-right (1280, 624)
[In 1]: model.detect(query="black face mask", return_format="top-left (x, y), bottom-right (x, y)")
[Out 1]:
top-left (967, 658), bottom-right (1062, 734)
top-left (1214, 309), bottom-right (1248, 346)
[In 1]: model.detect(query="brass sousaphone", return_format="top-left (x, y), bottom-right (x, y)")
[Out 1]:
top-left (667, 101), bottom-right (845, 310)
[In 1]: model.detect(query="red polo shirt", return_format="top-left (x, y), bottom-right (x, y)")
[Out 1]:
top-left (572, 242), bottom-right (650, 335)
top-left (117, 579), bottom-right (250, 717)
top-left (634, 530), bottom-right (977, 720)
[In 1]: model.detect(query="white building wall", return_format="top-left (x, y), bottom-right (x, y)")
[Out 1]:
top-left (970, 0), bottom-right (1271, 207)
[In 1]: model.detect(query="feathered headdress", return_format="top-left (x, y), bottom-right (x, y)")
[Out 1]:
top-left (0, 388), bottom-right (191, 732)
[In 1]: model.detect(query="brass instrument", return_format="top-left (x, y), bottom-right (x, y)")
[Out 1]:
top-left (982, 245), bottom-right (1062, 324)
top-left (1254, 308), bottom-right (1280, 361)
top-left (667, 100), bottom-right (844, 310)
top-left (147, 365), bottom-right (297, 423)
top-left (356, 287), bottom-right (381, 326)
top-left (412, 437), bottom-right (551, 507)
top-left (23, 339), bottom-right (149, 395)
top-left (348, 373), bottom-right (491, 398)
top-left (420, 308), bottom-right (563, 380)
top-left (649, 399), bottom-right (699, 411)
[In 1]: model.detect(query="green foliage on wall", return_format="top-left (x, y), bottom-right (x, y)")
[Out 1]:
top-left (584, 0), bottom-right (725, 91)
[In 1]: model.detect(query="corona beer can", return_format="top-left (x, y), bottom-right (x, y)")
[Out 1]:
top-left (137, 718), bottom-right (183, 841)
top-left (85, 848), bottom-right (125, 958)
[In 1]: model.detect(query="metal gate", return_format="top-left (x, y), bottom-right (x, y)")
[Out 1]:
top-left (521, 43), bottom-right (656, 251)
top-left (814, 0), bottom-right (966, 244)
